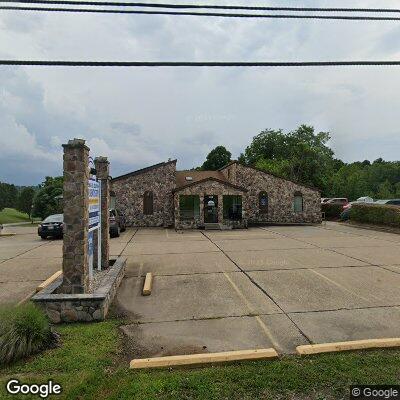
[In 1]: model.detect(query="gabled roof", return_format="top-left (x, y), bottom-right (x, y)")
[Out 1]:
top-left (111, 159), bottom-right (177, 182)
top-left (173, 176), bottom-right (247, 193)
top-left (219, 160), bottom-right (321, 192)
top-left (176, 170), bottom-right (227, 189)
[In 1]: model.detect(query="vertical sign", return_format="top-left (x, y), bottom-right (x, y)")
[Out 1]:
top-left (88, 177), bottom-right (101, 276)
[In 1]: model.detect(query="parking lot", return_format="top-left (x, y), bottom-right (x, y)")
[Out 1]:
top-left (2, 222), bottom-right (400, 355)
top-left (115, 223), bottom-right (400, 355)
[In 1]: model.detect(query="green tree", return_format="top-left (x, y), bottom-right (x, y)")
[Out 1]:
top-left (201, 146), bottom-right (232, 170)
top-left (240, 125), bottom-right (335, 192)
top-left (16, 187), bottom-right (36, 215)
top-left (0, 182), bottom-right (18, 211)
top-left (32, 177), bottom-right (63, 219)
top-left (376, 180), bottom-right (394, 200)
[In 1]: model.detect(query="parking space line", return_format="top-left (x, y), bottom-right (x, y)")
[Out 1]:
top-left (223, 272), bottom-right (282, 350)
top-left (308, 268), bottom-right (377, 303)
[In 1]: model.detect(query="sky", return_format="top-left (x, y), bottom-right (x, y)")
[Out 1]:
top-left (1, 0), bottom-right (400, 185)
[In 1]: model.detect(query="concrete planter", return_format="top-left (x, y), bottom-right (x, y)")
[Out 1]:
top-left (32, 257), bottom-right (126, 323)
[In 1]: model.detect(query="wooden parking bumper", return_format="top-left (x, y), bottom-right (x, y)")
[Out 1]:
top-left (296, 338), bottom-right (400, 355)
top-left (130, 348), bottom-right (279, 369)
top-left (36, 270), bottom-right (62, 293)
top-left (142, 272), bottom-right (153, 296)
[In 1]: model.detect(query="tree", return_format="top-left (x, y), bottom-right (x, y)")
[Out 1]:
top-left (32, 177), bottom-right (63, 219)
top-left (201, 146), bottom-right (232, 170)
top-left (0, 182), bottom-right (18, 211)
top-left (17, 187), bottom-right (36, 215)
top-left (240, 125), bottom-right (335, 192)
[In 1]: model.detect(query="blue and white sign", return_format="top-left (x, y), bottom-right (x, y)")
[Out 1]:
top-left (88, 178), bottom-right (100, 230)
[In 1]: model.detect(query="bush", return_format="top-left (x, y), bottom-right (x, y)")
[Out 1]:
top-left (321, 203), bottom-right (344, 220)
top-left (0, 303), bottom-right (57, 365)
top-left (351, 203), bottom-right (400, 227)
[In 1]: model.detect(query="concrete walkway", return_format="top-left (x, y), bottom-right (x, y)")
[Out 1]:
top-left (116, 222), bottom-right (400, 356)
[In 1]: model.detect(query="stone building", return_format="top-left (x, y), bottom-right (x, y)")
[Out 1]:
top-left (111, 160), bottom-right (322, 229)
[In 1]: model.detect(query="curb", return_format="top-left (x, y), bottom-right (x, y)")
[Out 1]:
top-left (130, 348), bottom-right (278, 369)
top-left (296, 338), bottom-right (400, 355)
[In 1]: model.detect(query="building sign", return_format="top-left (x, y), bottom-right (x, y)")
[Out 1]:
top-left (88, 178), bottom-right (100, 230)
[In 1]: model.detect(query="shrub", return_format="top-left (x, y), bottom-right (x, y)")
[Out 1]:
top-left (321, 203), bottom-right (344, 220)
top-left (351, 203), bottom-right (400, 227)
top-left (0, 303), bottom-right (57, 365)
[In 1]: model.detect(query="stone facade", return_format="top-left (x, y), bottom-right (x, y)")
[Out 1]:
top-left (60, 139), bottom-right (90, 294)
top-left (32, 257), bottom-right (126, 323)
top-left (95, 156), bottom-right (110, 270)
top-left (174, 179), bottom-right (247, 229)
top-left (111, 160), bottom-right (176, 227)
top-left (221, 162), bottom-right (321, 224)
top-left (112, 160), bottom-right (321, 228)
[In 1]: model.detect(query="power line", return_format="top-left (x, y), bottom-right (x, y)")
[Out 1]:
top-left (3, 6), bottom-right (400, 20)
top-left (1, 60), bottom-right (400, 67)
top-left (3, 0), bottom-right (400, 14)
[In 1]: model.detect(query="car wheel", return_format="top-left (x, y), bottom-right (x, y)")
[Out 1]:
top-left (40, 235), bottom-right (47, 239)
top-left (116, 226), bottom-right (121, 237)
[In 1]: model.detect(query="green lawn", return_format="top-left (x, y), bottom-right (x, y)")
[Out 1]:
top-left (0, 208), bottom-right (32, 224)
top-left (1, 319), bottom-right (400, 399)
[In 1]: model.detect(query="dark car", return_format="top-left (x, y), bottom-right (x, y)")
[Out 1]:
top-left (38, 214), bottom-right (64, 239)
top-left (375, 199), bottom-right (400, 206)
top-left (109, 209), bottom-right (126, 238)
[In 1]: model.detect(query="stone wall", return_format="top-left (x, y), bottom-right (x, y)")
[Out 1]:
top-left (174, 179), bottom-right (247, 229)
top-left (223, 163), bottom-right (321, 224)
top-left (111, 161), bottom-right (176, 227)
top-left (32, 257), bottom-right (126, 323)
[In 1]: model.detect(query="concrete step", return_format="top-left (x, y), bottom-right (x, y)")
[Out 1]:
top-left (204, 223), bottom-right (221, 230)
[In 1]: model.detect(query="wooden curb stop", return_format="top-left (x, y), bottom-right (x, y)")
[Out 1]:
top-left (130, 348), bottom-right (278, 369)
top-left (36, 270), bottom-right (62, 293)
top-left (296, 338), bottom-right (400, 355)
top-left (142, 272), bottom-right (153, 296)
top-left (129, 338), bottom-right (400, 370)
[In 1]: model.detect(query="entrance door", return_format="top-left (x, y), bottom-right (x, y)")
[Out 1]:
top-left (204, 195), bottom-right (218, 223)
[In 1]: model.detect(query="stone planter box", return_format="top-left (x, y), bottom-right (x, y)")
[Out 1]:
top-left (32, 257), bottom-right (126, 323)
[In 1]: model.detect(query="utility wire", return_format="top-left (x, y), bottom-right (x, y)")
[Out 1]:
top-left (1, 60), bottom-right (400, 67)
top-left (3, 0), bottom-right (400, 14)
top-left (3, 6), bottom-right (400, 20)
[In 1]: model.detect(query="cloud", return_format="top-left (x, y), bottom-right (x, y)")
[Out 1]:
top-left (1, 0), bottom-right (400, 184)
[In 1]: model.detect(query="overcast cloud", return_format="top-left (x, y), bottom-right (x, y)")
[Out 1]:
top-left (1, 0), bottom-right (400, 185)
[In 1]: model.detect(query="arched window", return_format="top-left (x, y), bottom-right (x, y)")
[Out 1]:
top-left (259, 191), bottom-right (268, 213)
top-left (293, 192), bottom-right (303, 213)
top-left (143, 191), bottom-right (154, 215)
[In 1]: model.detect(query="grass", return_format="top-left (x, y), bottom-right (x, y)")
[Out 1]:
top-left (0, 208), bottom-right (33, 224)
top-left (1, 319), bottom-right (400, 399)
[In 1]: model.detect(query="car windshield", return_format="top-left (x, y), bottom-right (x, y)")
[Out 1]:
top-left (43, 214), bottom-right (63, 223)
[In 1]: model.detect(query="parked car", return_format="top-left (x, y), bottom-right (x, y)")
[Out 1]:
top-left (343, 196), bottom-right (374, 210)
top-left (375, 199), bottom-right (400, 206)
top-left (321, 197), bottom-right (331, 204)
top-left (109, 209), bottom-right (126, 238)
top-left (326, 198), bottom-right (348, 206)
top-left (38, 214), bottom-right (64, 239)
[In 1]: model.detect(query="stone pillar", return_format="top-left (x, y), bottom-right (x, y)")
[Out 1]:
top-left (60, 139), bottom-right (90, 294)
top-left (199, 195), bottom-right (204, 225)
top-left (95, 156), bottom-right (110, 270)
top-left (218, 194), bottom-right (223, 223)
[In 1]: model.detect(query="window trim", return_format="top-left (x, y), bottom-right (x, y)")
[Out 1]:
top-left (259, 191), bottom-right (268, 214)
top-left (293, 192), bottom-right (303, 213)
top-left (143, 190), bottom-right (154, 215)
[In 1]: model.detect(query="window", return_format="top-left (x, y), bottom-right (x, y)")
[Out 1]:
top-left (259, 192), bottom-right (268, 213)
top-left (143, 191), bottom-right (154, 215)
top-left (294, 192), bottom-right (303, 213)
top-left (223, 195), bottom-right (242, 220)
top-left (179, 195), bottom-right (200, 220)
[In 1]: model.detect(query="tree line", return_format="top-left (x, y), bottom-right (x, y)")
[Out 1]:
top-left (199, 125), bottom-right (400, 201)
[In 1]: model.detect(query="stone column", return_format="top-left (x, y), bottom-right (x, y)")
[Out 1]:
top-left (217, 194), bottom-right (223, 223)
top-left (199, 195), bottom-right (204, 225)
top-left (95, 156), bottom-right (110, 270)
top-left (60, 139), bottom-right (90, 294)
